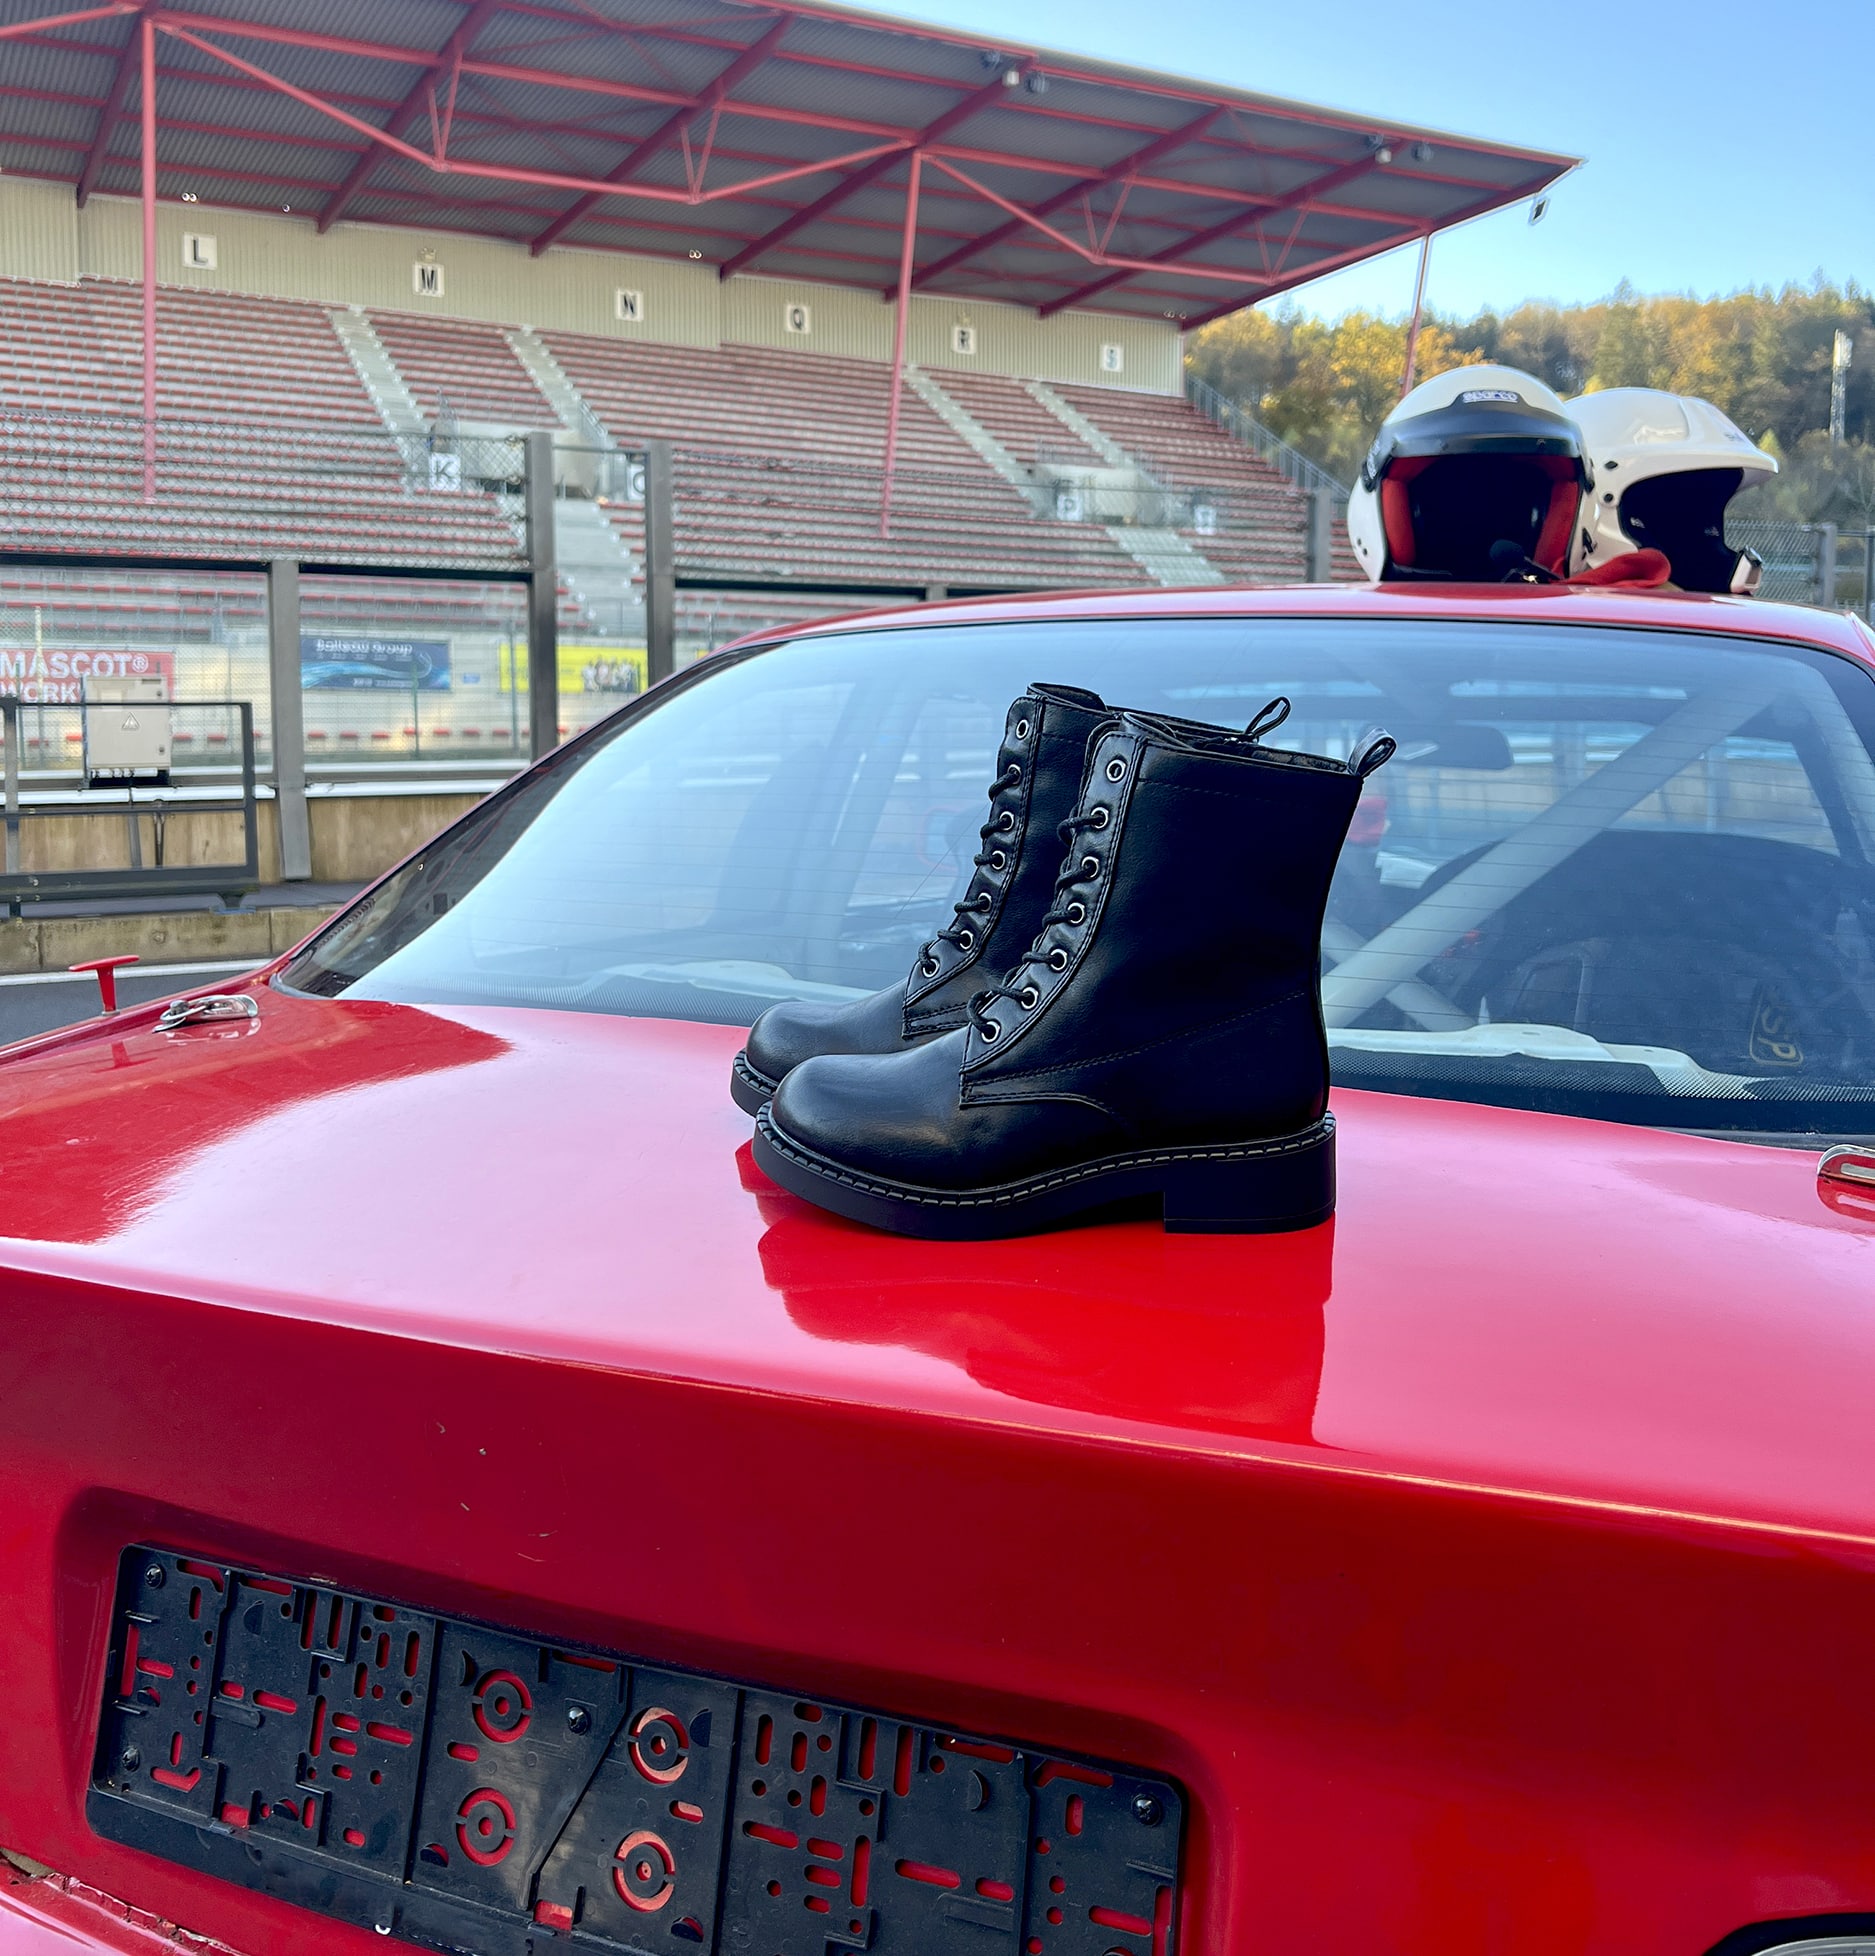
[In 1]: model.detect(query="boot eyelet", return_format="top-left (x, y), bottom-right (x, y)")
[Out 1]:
top-left (1048, 947), bottom-right (1069, 971)
top-left (1019, 985), bottom-right (1039, 1008)
top-left (1066, 901), bottom-right (1086, 925)
top-left (1105, 756), bottom-right (1127, 782)
top-left (998, 810), bottom-right (1016, 831)
top-left (980, 1020), bottom-right (1002, 1042)
top-left (1090, 806), bottom-right (1110, 830)
top-left (1015, 718), bottom-right (1031, 740)
top-left (1081, 855), bottom-right (1100, 877)
top-left (990, 850), bottom-right (1006, 870)
top-left (974, 892), bottom-right (993, 911)
top-left (920, 956), bottom-right (939, 977)
top-left (1005, 763), bottom-right (1022, 785)
top-left (958, 929), bottom-right (975, 950)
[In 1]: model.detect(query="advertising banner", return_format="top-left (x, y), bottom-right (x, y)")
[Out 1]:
top-left (0, 647), bottom-right (174, 704)
top-left (301, 635), bottom-right (451, 691)
top-left (498, 643), bottom-right (648, 696)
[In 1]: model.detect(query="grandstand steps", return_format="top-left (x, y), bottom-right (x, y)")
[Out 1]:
top-left (1023, 381), bottom-right (1134, 469)
top-left (506, 328), bottom-right (611, 446)
top-left (369, 312), bottom-right (559, 433)
top-left (328, 308), bottom-right (424, 435)
top-left (554, 498), bottom-right (641, 637)
top-left (902, 369), bottom-right (1039, 505)
top-left (1105, 527), bottom-right (1226, 588)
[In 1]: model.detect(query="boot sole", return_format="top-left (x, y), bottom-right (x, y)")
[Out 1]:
top-left (752, 1109), bottom-right (1335, 1240)
top-left (730, 1049), bottom-right (780, 1115)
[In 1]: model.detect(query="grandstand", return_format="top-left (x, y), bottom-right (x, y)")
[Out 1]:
top-left (0, 0), bottom-right (1570, 772)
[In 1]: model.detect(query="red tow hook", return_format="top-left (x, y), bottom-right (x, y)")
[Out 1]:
top-left (69, 954), bottom-right (140, 1015)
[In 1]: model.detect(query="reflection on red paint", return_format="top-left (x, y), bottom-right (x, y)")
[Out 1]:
top-left (0, 989), bottom-right (509, 1244)
top-left (760, 1202), bottom-right (1333, 1443)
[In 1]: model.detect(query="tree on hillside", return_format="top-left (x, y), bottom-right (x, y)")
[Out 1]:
top-left (1186, 280), bottom-right (1875, 521)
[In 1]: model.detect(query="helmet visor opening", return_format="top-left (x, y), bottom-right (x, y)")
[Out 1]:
top-left (1396, 454), bottom-right (1581, 581)
top-left (1618, 468), bottom-right (1748, 593)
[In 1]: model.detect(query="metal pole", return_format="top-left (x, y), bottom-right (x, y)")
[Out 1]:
top-left (642, 438), bottom-right (675, 686)
top-left (2, 699), bottom-right (18, 878)
top-left (523, 428), bottom-right (560, 758)
top-left (1399, 232), bottom-right (1432, 399)
top-left (140, 12), bottom-right (157, 503)
top-left (1817, 522), bottom-right (1839, 609)
top-left (879, 148), bottom-right (922, 540)
top-left (1304, 487), bottom-right (1333, 582)
top-left (267, 559), bottom-right (311, 880)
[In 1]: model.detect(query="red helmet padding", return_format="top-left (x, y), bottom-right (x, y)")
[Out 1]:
top-left (1568, 547), bottom-right (1673, 589)
top-left (1530, 467), bottom-right (1580, 574)
top-left (1378, 456), bottom-right (1435, 568)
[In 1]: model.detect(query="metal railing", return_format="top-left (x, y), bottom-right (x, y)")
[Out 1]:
top-left (1, 697), bottom-right (259, 908)
top-left (1183, 373), bottom-right (1351, 502)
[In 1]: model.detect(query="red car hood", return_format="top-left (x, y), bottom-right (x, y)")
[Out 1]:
top-left (3, 977), bottom-right (1872, 1549)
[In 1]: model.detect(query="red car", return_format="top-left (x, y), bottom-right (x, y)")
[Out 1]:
top-left (4, 581), bottom-right (1875, 1956)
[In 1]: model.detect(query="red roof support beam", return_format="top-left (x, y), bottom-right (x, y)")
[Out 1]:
top-left (1178, 170), bottom-right (1563, 328)
top-left (161, 20), bottom-right (902, 205)
top-left (924, 154), bottom-right (1279, 289)
top-left (716, 69), bottom-right (1012, 283)
top-left (318, 0), bottom-right (505, 235)
top-left (74, 12), bottom-right (141, 209)
top-left (0, 3), bottom-right (135, 41)
top-left (910, 104), bottom-right (1223, 295)
top-left (1036, 150), bottom-right (1391, 317)
top-left (528, 14), bottom-right (789, 258)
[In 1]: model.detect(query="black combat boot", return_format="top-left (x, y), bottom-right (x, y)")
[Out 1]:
top-left (730, 683), bottom-right (1110, 1114)
top-left (752, 701), bottom-right (1393, 1237)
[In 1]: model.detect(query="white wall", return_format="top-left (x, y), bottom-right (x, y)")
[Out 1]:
top-left (0, 180), bottom-right (1182, 394)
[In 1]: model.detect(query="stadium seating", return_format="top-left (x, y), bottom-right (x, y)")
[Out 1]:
top-left (0, 279), bottom-right (522, 568)
top-left (1054, 382), bottom-right (1361, 581)
top-left (539, 336), bottom-right (1145, 592)
top-left (0, 275), bottom-right (1343, 622)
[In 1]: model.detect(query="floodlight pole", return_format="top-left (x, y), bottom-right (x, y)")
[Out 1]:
top-left (879, 147), bottom-right (921, 541)
top-left (140, 10), bottom-right (157, 502)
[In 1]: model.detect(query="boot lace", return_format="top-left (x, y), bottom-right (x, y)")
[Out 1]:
top-left (966, 809), bottom-right (1108, 1040)
top-left (915, 759), bottom-right (1024, 977)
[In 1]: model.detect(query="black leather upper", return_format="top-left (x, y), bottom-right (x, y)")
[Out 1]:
top-left (741, 682), bottom-right (1108, 1088)
top-left (768, 707), bottom-right (1380, 1190)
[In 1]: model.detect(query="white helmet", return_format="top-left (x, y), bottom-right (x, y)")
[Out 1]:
top-left (1565, 388), bottom-right (1777, 593)
top-left (1347, 364), bottom-right (1588, 583)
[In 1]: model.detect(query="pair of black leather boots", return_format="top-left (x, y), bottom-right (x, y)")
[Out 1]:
top-left (732, 683), bottom-right (1393, 1239)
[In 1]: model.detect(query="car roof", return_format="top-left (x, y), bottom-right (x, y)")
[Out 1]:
top-left (721, 582), bottom-right (1875, 669)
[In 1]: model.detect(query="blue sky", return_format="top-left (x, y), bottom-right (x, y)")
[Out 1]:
top-left (869, 0), bottom-right (1873, 320)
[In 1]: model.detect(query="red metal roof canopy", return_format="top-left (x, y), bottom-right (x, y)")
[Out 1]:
top-left (0, 0), bottom-right (1574, 326)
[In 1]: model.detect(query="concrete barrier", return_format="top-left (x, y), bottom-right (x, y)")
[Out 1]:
top-left (0, 904), bottom-right (342, 976)
top-left (9, 789), bottom-right (487, 885)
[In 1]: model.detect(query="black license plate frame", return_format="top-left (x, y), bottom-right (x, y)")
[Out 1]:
top-left (89, 1545), bottom-right (1183, 1956)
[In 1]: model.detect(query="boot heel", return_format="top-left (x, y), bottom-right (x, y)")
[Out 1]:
top-left (1162, 1122), bottom-right (1335, 1234)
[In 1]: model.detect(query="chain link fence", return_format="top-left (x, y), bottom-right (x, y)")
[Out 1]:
top-left (0, 411), bottom-right (530, 573)
top-left (1731, 521), bottom-right (1875, 618)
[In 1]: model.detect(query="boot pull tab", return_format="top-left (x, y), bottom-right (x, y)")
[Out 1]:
top-left (1347, 725), bottom-right (1397, 777)
top-left (1243, 696), bottom-right (1292, 743)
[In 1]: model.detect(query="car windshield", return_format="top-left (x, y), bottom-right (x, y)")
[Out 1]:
top-left (281, 614), bottom-right (1875, 1141)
